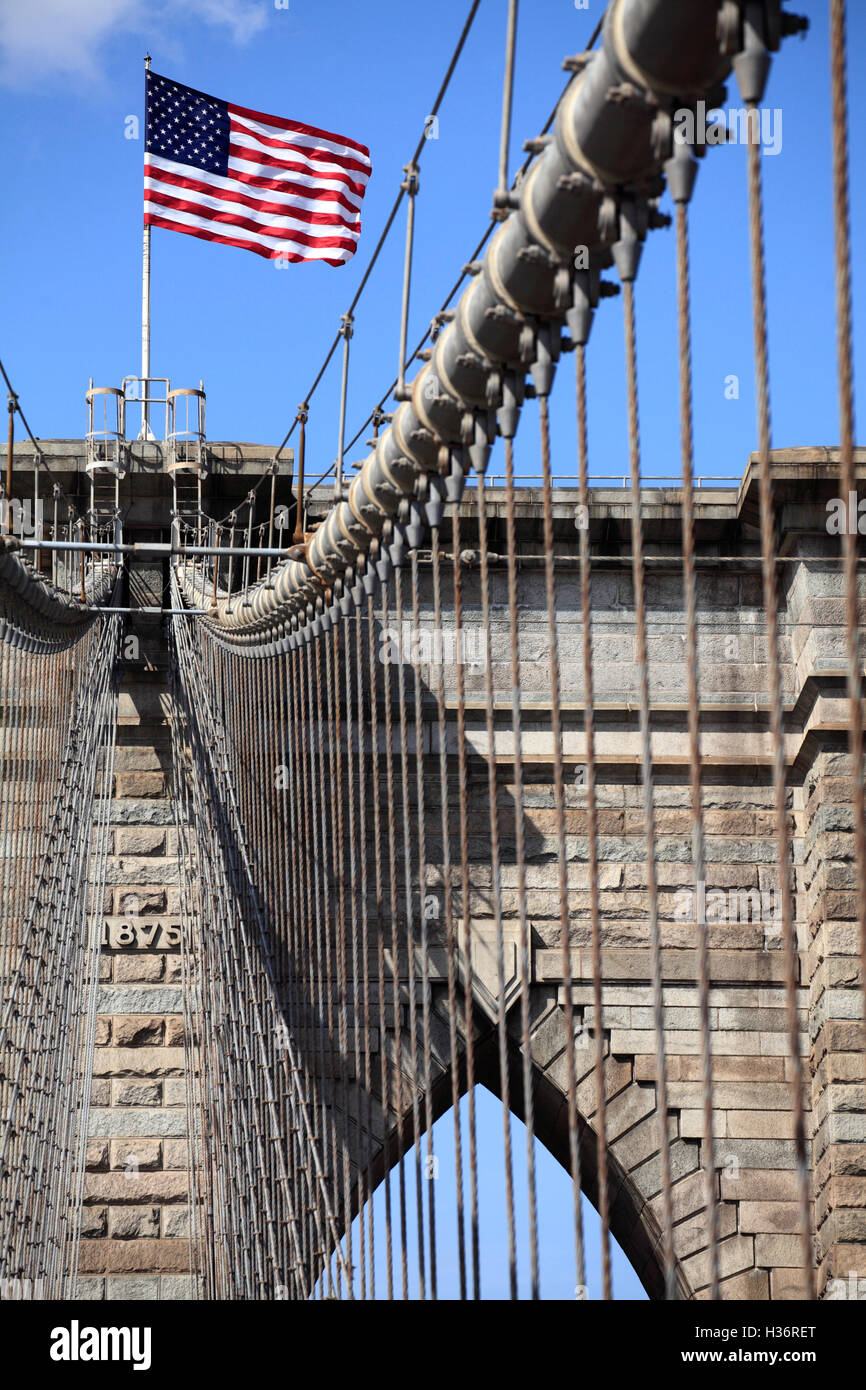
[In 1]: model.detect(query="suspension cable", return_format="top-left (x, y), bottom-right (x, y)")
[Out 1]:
top-left (0, 355), bottom-right (79, 516)
top-left (271, 0), bottom-right (484, 469)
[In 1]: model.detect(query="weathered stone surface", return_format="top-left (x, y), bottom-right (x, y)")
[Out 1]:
top-left (611, 1111), bottom-right (677, 1172)
top-left (108, 1205), bottom-right (161, 1240)
top-left (696, 1268), bottom-right (769, 1300)
top-left (105, 858), bottom-right (178, 887)
top-left (770, 1268), bottom-right (813, 1298)
top-left (667, 1082), bottom-right (798, 1112)
top-left (536, 947), bottom-right (794, 985)
top-left (101, 797), bottom-right (175, 825)
top-left (821, 1112), bottom-right (866, 1145)
top-left (723, 1110), bottom-right (799, 1140)
top-left (113, 825), bottom-right (167, 855)
top-left (671, 1202), bottom-right (738, 1260)
top-left (738, 1202), bottom-right (802, 1235)
top-left (163, 1140), bottom-right (189, 1170)
top-left (713, 1138), bottom-right (803, 1171)
top-left (80, 1207), bottom-right (107, 1238)
top-left (114, 747), bottom-right (165, 774)
top-left (115, 772), bottom-right (167, 798)
top-left (110, 1139), bottom-right (162, 1171)
top-left (74, 511), bottom-right (866, 1302)
top-left (162, 1078), bottom-right (188, 1106)
top-left (115, 888), bottom-right (167, 915)
top-left (162, 1206), bottom-right (189, 1239)
top-left (826, 1243), bottom-right (866, 1278)
top-left (164, 1017), bottom-right (186, 1047)
top-left (113, 954), bottom-right (167, 984)
top-left (822, 1175), bottom-right (866, 1209)
top-left (90, 1080), bottom-right (111, 1107)
top-left (815, 1144), bottom-right (866, 1185)
top-left (649, 1168), bottom-right (718, 1228)
top-left (818, 1208), bottom-right (866, 1246)
top-left (108, 1015), bottom-right (166, 1046)
top-left (105, 1276), bottom-right (160, 1301)
top-left (94, 1048), bottom-right (185, 1077)
top-left (90, 733), bottom-right (189, 1295)
top-left (74, 1278), bottom-right (106, 1300)
top-left (77, 1238), bottom-right (191, 1274)
top-left (631, 1139), bottom-right (700, 1202)
top-left (85, 1140), bottom-right (109, 1172)
top-left (602, 1081), bottom-right (656, 1142)
top-left (683, 1234), bottom-right (756, 1291)
top-left (112, 1080), bottom-right (163, 1108)
top-left (635, 1054), bottom-right (785, 1083)
top-left (86, 1173), bottom-right (189, 1205)
top-left (88, 1108), bottom-right (187, 1138)
top-left (98, 988), bottom-right (181, 1015)
top-left (754, 1234), bottom-right (812, 1268)
top-left (159, 1275), bottom-right (196, 1299)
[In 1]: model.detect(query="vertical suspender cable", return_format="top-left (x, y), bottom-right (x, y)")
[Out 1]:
top-left (829, 0), bottom-right (866, 1054)
top-left (669, 148), bottom-right (720, 1297)
top-left (494, 0), bottom-right (519, 216)
top-left (502, 433), bottom-right (540, 1298)
top-left (4, 392), bottom-right (14, 534)
top-left (430, 510), bottom-right (467, 1298)
top-left (740, 92), bottom-right (814, 1299)
top-left (451, 513), bottom-right (480, 1297)
top-left (392, 562), bottom-right (427, 1297)
top-left (537, 391), bottom-right (586, 1295)
top-left (409, 544), bottom-right (438, 1296)
top-left (618, 262), bottom-right (676, 1298)
top-left (335, 321), bottom-right (353, 502)
top-left (396, 169), bottom-right (419, 402)
top-left (293, 408), bottom-right (308, 547)
top-left (474, 465), bottom-right (518, 1298)
top-left (574, 339), bottom-right (612, 1300)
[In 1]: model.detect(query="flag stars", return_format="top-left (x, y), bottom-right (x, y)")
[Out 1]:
top-left (144, 74), bottom-right (238, 175)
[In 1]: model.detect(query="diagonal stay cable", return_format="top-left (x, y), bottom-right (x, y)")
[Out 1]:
top-left (223, 6), bottom-right (606, 519)
top-left (211, 0), bottom-right (485, 532)
top-left (0, 354), bottom-right (80, 516)
top-left (270, 0), bottom-right (484, 471)
top-left (313, 9), bottom-right (607, 492)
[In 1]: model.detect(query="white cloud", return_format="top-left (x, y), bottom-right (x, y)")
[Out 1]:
top-left (180, 0), bottom-right (269, 45)
top-left (0, 0), bottom-right (269, 88)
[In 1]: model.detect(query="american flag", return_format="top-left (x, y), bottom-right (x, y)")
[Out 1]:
top-left (144, 70), bottom-right (371, 265)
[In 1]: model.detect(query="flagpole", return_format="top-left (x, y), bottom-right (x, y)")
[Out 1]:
top-left (140, 52), bottom-right (152, 439)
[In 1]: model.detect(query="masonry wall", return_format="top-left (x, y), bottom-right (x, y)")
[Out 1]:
top-left (69, 473), bottom-right (865, 1299)
top-left (361, 524), bottom-right (863, 1299)
top-left (76, 611), bottom-right (194, 1301)
top-left (364, 753), bottom-right (813, 1297)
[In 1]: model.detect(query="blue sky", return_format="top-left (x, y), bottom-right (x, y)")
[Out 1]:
top-left (2, 0), bottom-right (863, 1299)
top-left (1, 0), bottom-right (863, 480)
top-left (336, 1087), bottom-right (648, 1301)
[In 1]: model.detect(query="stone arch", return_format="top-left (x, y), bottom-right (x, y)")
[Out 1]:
top-left (340, 970), bottom-right (808, 1300)
top-left (470, 1023), bottom-right (693, 1299)
top-left (340, 990), bottom-right (697, 1299)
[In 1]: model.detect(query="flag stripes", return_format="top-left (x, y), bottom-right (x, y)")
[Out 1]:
top-left (144, 71), bottom-right (370, 265)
